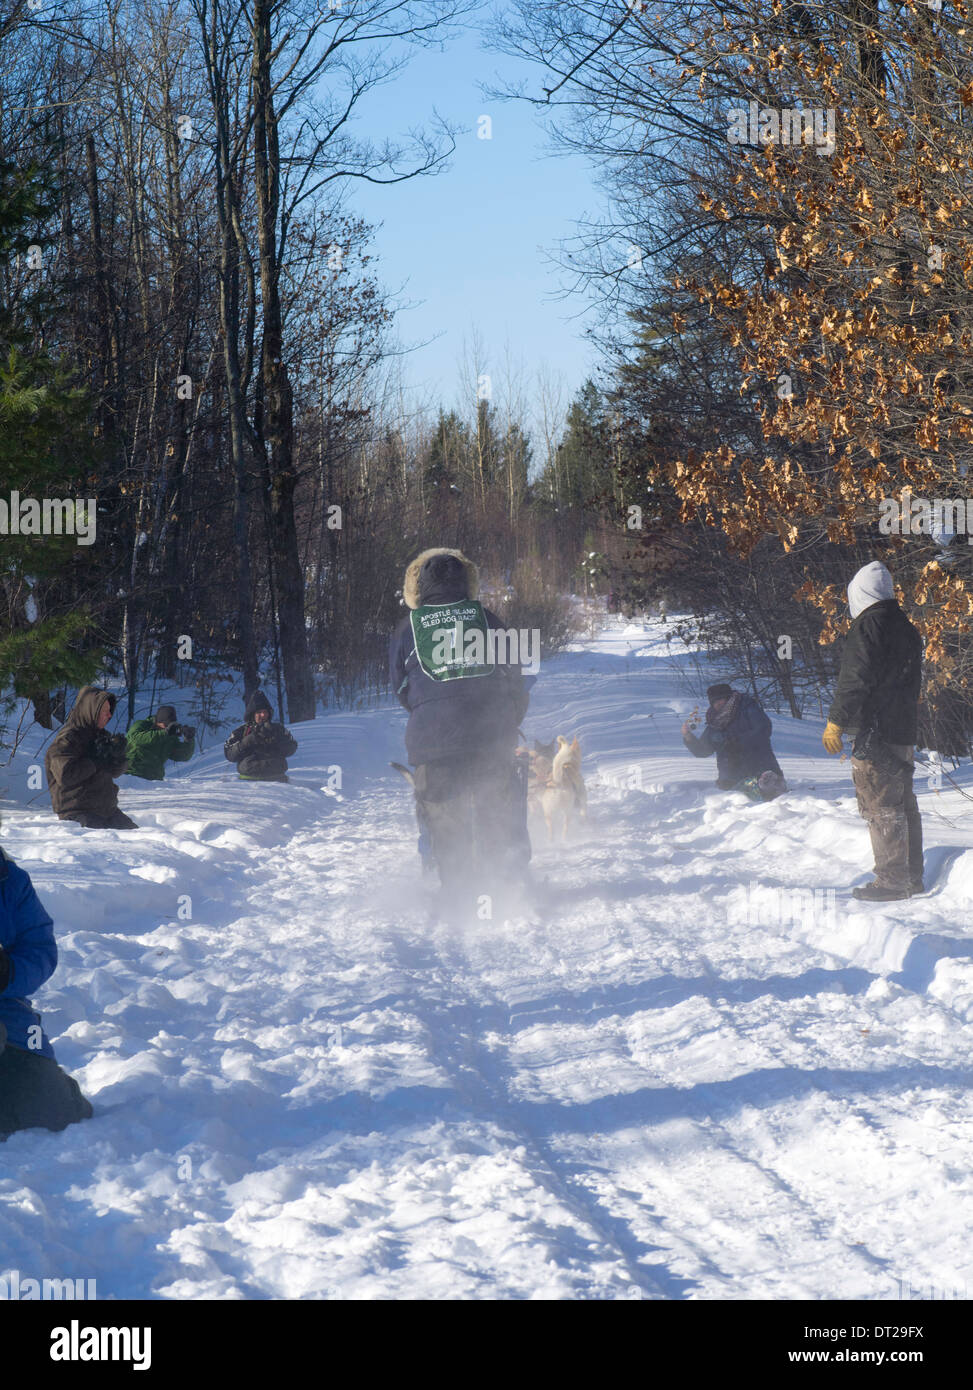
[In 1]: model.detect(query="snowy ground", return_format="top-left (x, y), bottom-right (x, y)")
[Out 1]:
top-left (2, 619), bottom-right (973, 1300)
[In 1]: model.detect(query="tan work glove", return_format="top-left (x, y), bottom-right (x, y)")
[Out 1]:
top-left (822, 721), bottom-right (843, 755)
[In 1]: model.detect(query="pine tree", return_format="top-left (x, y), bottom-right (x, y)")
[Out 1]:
top-left (0, 157), bottom-right (99, 728)
top-left (424, 409), bottom-right (468, 494)
top-left (500, 419), bottom-right (531, 518)
top-left (544, 379), bottom-right (613, 509)
top-left (472, 398), bottom-right (501, 500)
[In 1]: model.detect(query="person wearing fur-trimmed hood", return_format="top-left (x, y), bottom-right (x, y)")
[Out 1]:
top-left (389, 547), bottom-right (531, 909)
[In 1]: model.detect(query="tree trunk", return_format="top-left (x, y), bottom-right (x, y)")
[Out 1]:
top-left (84, 131), bottom-right (120, 436)
top-left (199, 2), bottom-right (261, 701)
top-left (224, 320), bottom-right (260, 701)
top-left (251, 0), bottom-right (314, 722)
top-left (31, 691), bottom-right (53, 730)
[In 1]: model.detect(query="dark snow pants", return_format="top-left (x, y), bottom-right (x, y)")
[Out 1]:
top-left (851, 746), bottom-right (924, 891)
top-left (0, 1033), bottom-right (93, 1140)
top-left (413, 750), bottom-right (530, 909)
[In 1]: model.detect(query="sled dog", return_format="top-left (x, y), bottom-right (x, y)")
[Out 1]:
top-left (390, 760), bottom-right (416, 788)
top-left (527, 735), bottom-right (586, 841)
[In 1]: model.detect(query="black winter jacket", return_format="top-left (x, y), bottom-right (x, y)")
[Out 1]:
top-left (224, 692), bottom-right (298, 780)
top-left (828, 598), bottom-right (922, 744)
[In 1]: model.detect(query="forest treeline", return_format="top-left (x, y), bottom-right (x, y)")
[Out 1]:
top-left (496, 0), bottom-right (973, 753)
top-left (0, 0), bottom-right (642, 741)
top-left (4, 0), bottom-right (973, 753)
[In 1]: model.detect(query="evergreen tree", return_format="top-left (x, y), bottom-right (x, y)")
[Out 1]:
top-left (472, 398), bottom-right (502, 499)
top-left (500, 419), bottom-right (531, 517)
top-left (544, 379), bottom-right (613, 509)
top-left (424, 409), bottom-right (468, 494)
top-left (0, 157), bottom-right (99, 727)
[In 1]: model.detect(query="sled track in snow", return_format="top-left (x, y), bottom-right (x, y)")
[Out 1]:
top-left (171, 761), bottom-right (972, 1300)
top-left (249, 793), bottom-right (672, 1297)
top-left (285, 792), bottom-right (922, 1296)
top-left (377, 917), bottom-right (676, 1299)
top-left (289, 778), bottom-right (969, 1298)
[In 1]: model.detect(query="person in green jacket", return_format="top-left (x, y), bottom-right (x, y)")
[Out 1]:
top-left (125, 705), bottom-right (196, 781)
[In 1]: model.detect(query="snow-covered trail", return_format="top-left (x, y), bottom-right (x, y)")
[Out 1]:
top-left (3, 622), bottom-right (973, 1299)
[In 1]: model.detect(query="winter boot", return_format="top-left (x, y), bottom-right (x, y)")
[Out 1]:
top-left (852, 881), bottom-right (911, 902)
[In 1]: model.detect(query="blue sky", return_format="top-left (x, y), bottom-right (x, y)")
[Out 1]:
top-left (345, 13), bottom-right (602, 420)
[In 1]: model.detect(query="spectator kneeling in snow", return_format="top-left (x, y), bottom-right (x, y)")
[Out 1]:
top-left (681, 683), bottom-right (786, 801)
top-left (224, 691), bottom-right (298, 782)
top-left (822, 560), bottom-right (923, 902)
top-left (126, 705), bottom-right (196, 781)
top-left (0, 847), bottom-right (93, 1140)
top-left (45, 687), bottom-right (137, 830)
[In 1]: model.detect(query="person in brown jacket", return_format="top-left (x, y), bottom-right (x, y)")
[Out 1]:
top-left (45, 686), bottom-right (138, 830)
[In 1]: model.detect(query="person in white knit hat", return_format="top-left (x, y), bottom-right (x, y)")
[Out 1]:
top-left (822, 561), bottom-right (924, 900)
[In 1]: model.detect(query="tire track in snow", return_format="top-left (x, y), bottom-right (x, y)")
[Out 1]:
top-left (450, 897), bottom-right (893, 1298)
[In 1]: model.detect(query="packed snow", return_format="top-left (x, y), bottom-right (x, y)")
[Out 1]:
top-left (2, 618), bottom-right (972, 1300)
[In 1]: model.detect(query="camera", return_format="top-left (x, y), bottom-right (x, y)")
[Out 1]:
top-left (91, 729), bottom-right (128, 770)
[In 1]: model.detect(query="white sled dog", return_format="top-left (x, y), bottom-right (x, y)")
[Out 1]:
top-left (528, 735), bottom-right (587, 841)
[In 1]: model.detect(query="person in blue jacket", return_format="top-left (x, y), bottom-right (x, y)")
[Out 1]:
top-left (389, 547), bottom-right (531, 911)
top-left (681, 683), bottom-right (786, 800)
top-left (0, 847), bottom-right (93, 1139)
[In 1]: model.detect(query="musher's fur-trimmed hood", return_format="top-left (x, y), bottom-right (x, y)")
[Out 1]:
top-left (402, 548), bottom-right (479, 610)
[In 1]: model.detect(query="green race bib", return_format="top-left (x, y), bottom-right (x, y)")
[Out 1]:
top-left (410, 600), bottom-right (494, 681)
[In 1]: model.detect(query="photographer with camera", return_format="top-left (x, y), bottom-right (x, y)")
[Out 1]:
top-left (681, 685), bottom-right (786, 800)
top-left (125, 705), bottom-right (196, 781)
top-left (45, 686), bottom-right (138, 830)
top-left (224, 690), bottom-right (297, 783)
